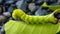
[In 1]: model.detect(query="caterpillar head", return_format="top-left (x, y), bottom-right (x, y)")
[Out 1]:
top-left (12, 9), bottom-right (26, 19)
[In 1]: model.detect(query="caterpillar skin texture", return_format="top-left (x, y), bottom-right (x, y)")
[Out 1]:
top-left (12, 9), bottom-right (60, 24)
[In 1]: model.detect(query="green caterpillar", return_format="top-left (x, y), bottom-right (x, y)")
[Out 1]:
top-left (12, 9), bottom-right (60, 24)
top-left (4, 2), bottom-right (60, 34)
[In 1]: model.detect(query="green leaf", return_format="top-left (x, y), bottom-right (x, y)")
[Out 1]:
top-left (42, 2), bottom-right (48, 7)
top-left (4, 20), bottom-right (60, 34)
top-left (48, 5), bottom-right (60, 10)
top-left (42, 2), bottom-right (60, 10)
top-left (56, 22), bottom-right (60, 33)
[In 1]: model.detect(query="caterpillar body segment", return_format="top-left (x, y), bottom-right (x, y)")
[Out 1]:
top-left (12, 9), bottom-right (60, 24)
